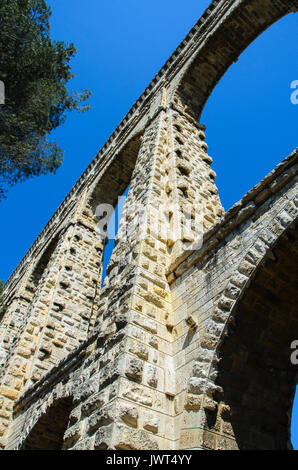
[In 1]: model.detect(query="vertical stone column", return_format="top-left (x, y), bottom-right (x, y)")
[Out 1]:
top-left (64, 91), bottom-right (224, 450)
top-left (165, 101), bottom-right (224, 264)
top-left (1, 88), bottom-right (224, 449)
top-left (0, 269), bottom-right (37, 370)
top-left (161, 102), bottom-right (224, 449)
top-left (0, 197), bottom-right (104, 447)
top-left (80, 104), bottom-right (177, 450)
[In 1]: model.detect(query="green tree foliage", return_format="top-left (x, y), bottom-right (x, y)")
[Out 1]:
top-left (0, 0), bottom-right (91, 199)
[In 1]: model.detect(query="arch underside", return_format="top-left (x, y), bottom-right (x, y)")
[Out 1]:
top-left (177, 0), bottom-right (294, 119)
top-left (89, 134), bottom-right (143, 212)
top-left (20, 397), bottom-right (73, 450)
top-left (207, 223), bottom-right (298, 450)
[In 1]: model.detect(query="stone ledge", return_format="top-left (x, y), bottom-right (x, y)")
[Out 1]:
top-left (167, 148), bottom-right (298, 279)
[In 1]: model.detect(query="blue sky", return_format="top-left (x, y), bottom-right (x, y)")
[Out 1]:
top-left (0, 0), bottom-right (297, 448)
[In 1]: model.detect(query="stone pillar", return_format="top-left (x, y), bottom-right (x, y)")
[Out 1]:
top-left (0, 270), bottom-right (36, 370)
top-left (81, 106), bottom-right (177, 450)
top-left (62, 91), bottom-right (224, 450)
top-left (0, 198), bottom-right (104, 447)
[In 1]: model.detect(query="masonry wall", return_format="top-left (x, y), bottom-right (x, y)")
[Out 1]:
top-left (1, 0), bottom-right (297, 451)
top-left (4, 149), bottom-right (297, 450)
top-left (171, 154), bottom-right (298, 449)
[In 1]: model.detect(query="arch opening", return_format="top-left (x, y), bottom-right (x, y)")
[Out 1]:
top-left (101, 184), bottom-right (130, 287)
top-left (200, 11), bottom-right (298, 211)
top-left (30, 236), bottom-right (60, 289)
top-left (88, 135), bottom-right (142, 288)
top-left (176, 0), bottom-right (294, 121)
top-left (20, 397), bottom-right (73, 450)
top-left (206, 225), bottom-right (298, 449)
top-left (89, 134), bottom-right (142, 213)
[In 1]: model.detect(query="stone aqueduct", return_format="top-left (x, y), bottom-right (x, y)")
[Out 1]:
top-left (0, 0), bottom-right (297, 450)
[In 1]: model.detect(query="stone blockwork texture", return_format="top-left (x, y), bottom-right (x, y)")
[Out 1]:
top-left (173, 150), bottom-right (298, 450)
top-left (0, 0), bottom-right (297, 451)
top-left (0, 189), bottom-right (108, 435)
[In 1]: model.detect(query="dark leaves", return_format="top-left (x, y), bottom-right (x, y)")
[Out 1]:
top-left (0, 0), bottom-right (91, 199)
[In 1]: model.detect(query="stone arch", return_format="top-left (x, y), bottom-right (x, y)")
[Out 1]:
top-left (88, 132), bottom-right (144, 215)
top-left (0, 214), bottom-right (101, 445)
top-left (183, 198), bottom-right (298, 449)
top-left (29, 235), bottom-right (61, 290)
top-left (82, 133), bottom-right (144, 287)
top-left (20, 396), bottom-right (73, 450)
top-left (0, 234), bottom-right (61, 347)
top-left (203, 221), bottom-right (297, 449)
top-left (0, 233), bottom-right (62, 375)
top-left (173, 0), bottom-right (297, 120)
